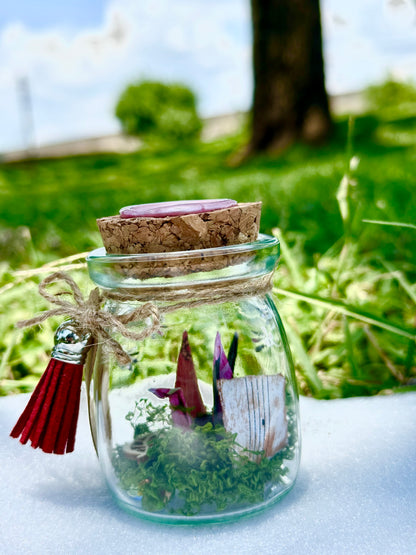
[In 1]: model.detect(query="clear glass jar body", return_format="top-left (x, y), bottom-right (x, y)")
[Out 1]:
top-left (86, 235), bottom-right (300, 524)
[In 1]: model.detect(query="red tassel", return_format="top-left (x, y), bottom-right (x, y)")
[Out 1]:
top-left (11, 320), bottom-right (91, 454)
top-left (10, 358), bottom-right (84, 454)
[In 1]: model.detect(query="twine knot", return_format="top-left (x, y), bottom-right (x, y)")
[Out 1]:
top-left (16, 272), bottom-right (160, 365)
top-left (17, 269), bottom-right (272, 365)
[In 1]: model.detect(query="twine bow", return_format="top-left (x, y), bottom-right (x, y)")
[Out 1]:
top-left (16, 272), bottom-right (160, 365)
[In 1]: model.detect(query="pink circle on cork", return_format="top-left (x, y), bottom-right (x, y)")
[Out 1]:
top-left (119, 199), bottom-right (238, 219)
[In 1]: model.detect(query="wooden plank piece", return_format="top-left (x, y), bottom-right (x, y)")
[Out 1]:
top-left (217, 375), bottom-right (287, 461)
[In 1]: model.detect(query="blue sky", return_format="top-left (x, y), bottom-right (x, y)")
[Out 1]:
top-left (1, 0), bottom-right (416, 151)
top-left (0, 1), bottom-right (108, 30)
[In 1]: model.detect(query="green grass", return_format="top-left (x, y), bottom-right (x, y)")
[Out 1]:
top-left (1, 102), bottom-right (415, 398)
top-left (1, 114), bottom-right (415, 266)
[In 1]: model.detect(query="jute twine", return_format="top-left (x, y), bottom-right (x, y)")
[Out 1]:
top-left (17, 270), bottom-right (273, 365)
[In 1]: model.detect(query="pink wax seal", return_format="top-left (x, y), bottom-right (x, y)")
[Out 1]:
top-left (119, 199), bottom-right (238, 219)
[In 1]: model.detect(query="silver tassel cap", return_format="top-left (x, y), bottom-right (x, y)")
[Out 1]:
top-left (51, 320), bottom-right (92, 365)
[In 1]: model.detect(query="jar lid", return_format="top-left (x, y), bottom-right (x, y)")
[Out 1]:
top-left (96, 202), bottom-right (262, 255)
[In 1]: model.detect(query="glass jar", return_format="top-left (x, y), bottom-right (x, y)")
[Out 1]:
top-left (85, 234), bottom-right (300, 524)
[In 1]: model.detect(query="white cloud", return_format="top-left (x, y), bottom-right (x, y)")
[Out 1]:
top-left (322, 0), bottom-right (416, 93)
top-left (0, 0), bottom-right (251, 151)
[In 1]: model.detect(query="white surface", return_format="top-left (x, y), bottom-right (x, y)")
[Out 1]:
top-left (1, 390), bottom-right (415, 555)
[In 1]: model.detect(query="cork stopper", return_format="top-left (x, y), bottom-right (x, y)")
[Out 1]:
top-left (95, 201), bottom-right (262, 279)
top-left (97, 201), bottom-right (261, 255)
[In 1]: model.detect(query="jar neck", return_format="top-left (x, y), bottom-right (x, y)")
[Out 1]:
top-left (102, 272), bottom-right (273, 305)
top-left (87, 234), bottom-right (280, 291)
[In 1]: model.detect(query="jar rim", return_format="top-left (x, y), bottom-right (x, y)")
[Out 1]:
top-left (87, 234), bottom-right (279, 288)
top-left (86, 233), bottom-right (279, 263)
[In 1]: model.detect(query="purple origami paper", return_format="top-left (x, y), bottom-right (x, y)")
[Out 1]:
top-left (213, 332), bottom-right (233, 379)
top-left (149, 387), bottom-right (192, 429)
top-left (175, 331), bottom-right (205, 418)
top-left (212, 332), bottom-right (234, 424)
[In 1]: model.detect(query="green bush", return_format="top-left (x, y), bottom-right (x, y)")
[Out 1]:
top-left (365, 78), bottom-right (416, 111)
top-left (115, 80), bottom-right (202, 143)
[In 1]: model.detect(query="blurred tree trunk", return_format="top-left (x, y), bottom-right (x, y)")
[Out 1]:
top-left (247, 0), bottom-right (331, 155)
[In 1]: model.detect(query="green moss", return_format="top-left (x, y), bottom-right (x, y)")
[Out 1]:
top-left (112, 400), bottom-right (297, 516)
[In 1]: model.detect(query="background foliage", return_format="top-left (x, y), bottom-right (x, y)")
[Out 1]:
top-left (115, 80), bottom-right (202, 144)
top-left (0, 80), bottom-right (415, 398)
